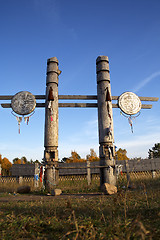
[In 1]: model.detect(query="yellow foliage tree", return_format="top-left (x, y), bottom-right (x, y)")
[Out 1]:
top-left (66, 151), bottom-right (85, 163)
top-left (116, 148), bottom-right (129, 160)
top-left (13, 158), bottom-right (22, 164)
top-left (13, 156), bottom-right (28, 164)
top-left (86, 148), bottom-right (100, 162)
top-left (0, 154), bottom-right (12, 176)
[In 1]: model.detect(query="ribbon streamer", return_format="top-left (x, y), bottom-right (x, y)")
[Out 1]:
top-left (11, 111), bottom-right (35, 134)
top-left (128, 116), bottom-right (133, 133)
top-left (120, 111), bottom-right (140, 133)
top-left (48, 100), bottom-right (54, 121)
top-left (16, 116), bottom-right (22, 134)
top-left (24, 116), bottom-right (30, 125)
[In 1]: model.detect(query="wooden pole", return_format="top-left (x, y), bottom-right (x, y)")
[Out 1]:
top-left (150, 152), bottom-right (156, 178)
top-left (96, 56), bottom-right (116, 187)
top-left (125, 160), bottom-right (131, 186)
top-left (87, 160), bottom-right (91, 185)
top-left (44, 57), bottom-right (60, 191)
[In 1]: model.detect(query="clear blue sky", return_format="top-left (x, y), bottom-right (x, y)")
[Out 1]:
top-left (0, 0), bottom-right (160, 162)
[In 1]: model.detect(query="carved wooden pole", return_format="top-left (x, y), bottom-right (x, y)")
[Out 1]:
top-left (44, 57), bottom-right (60, 191)
top-left (96, 56), bottom-right (116, 187)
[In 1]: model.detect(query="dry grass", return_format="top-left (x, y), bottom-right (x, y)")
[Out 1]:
top-left (0, 177), bottom-right (43, 193)
top-left (0, 176), bottom-right (160, 239)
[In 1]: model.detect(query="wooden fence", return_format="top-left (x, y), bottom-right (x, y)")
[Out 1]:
top-left (9, 158), bottom-right (160, 176)
top-left (57, 158), bottom-right (160, 183)
top-left (58, 158), bottom-right (160, 174)
top-left (11, 163), bottom-right (39, 176)
top-left (1, 158), bottom-right (160, 186)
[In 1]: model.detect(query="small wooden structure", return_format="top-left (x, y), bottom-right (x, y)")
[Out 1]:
top-left (11, 163), bottom-right (39, 177)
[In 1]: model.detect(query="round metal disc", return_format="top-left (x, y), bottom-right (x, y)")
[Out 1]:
top-left (118, 92), bottom-right (141, 115)
top-left (11, 91), bottom-right (36, 115)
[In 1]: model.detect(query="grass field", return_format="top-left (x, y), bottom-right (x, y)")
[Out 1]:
top-left (0, 177), bottom-right (160, 239)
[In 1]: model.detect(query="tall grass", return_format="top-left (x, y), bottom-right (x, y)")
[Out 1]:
top-left (57, 178), bottom-right (100, 193)
top-left (0, 177), bottom-right (43, 193)
top-left (0, 176), bottom-right (160, 239)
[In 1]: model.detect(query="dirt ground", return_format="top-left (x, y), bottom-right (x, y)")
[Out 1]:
top-left (0, 193), bottom-right (104, 202)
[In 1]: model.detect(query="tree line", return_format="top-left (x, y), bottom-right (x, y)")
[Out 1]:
top-left (0, 143), bottom-right (160, 175)
top-left (0, 156), bottom-right (40, 176)
top-left (62, 148), bottom-right (130, 163)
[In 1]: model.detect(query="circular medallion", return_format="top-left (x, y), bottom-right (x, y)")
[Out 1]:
top-left (118, 92), bottom-right (141, 115)
top-left (11, 91), bottom-right (36, 115)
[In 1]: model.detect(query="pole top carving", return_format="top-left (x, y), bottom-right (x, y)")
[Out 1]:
top-left (47, 57), bottom-right (59, 64)
top-left (96, 56), bottom-right (110, 82)
top-left (96, 56), bottom-right (109, 64)
top-left (46, 57), bottom-right (61, 85)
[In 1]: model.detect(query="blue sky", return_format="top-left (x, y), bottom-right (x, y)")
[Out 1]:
top-left (0, 0), bottom-right (160, 162)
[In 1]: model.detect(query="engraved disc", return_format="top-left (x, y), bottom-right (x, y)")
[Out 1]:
top-left (118, 92), bottom-right (141, 115)
top-left (11, 91), bottom-right (36, 115)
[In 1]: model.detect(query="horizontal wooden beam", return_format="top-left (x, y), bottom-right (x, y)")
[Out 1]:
top-left (56, 166), bottom-right (112, 169)
top-left (1, 103), bottom-right (152, 109)
top-left (112, 96), bottom-right (159, 101)
top-left (140, 104), bottom-right (152, 109)
top-left (0, 96), bottom-right (13, 100)
top-left (139, 96), bottom-right (159, 101)
top-left (112, 104), bottom-right (152, 109)
top-left (1, 103), bottom-right (45, 108)
top-left (1, 104), bottom-right (11, 108)
top-left (0, 95), bottom-right (46, 100)
top-left (1, 103), bottom-right (98, 108)
top-left (0, 95), bottom-right (97, 100)
top-left (0, 95), bottom-right (158, 101)
top-left (59, 95), bottom-right (158, 101)
top-left (59, 103), bottom-right (97, 108)
top-left (35, 95), bottom-right (45, 99)
top-left (59, 95), bottom-right (97, 100)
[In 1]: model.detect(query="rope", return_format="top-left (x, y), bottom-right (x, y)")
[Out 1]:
top-left (120, 111), bottom-right (141, 119)
top-left (46, 179), bottom-right (56, 186)
top-left (11, 110), bottom-right (35, 118)
top-left (120, 111), bottom-right (141, 133)
top-left (11, 110), bottom-right (35, 133)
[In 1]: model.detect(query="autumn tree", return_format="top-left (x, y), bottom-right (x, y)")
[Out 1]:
top-left (34, 159), bottom-right (41, 164)
top-left (116, 148), bottom-right (129, 160)
top-left (86, 148), bottom-right (99, 162)
top-left (0, 154), bottom-right (12, 176)
top-left (21, 156), bottom-right (27, 163)
top-left (61, 149), bottom-right (99, 163)
top-left (25, 159), bottom-right (41, 164)
top-left (13, 156), bottom-right (28, 164)
top-left (148, 143), bottom-right (160, 158)
top-left (66, 151), bottom-right (85, 163)
top-left (61, 157), bottom-right (69, 163)
top-left (13, 158), bottom-right (22, 164)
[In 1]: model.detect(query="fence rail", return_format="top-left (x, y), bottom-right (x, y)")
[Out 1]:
top-left (57, 158), bottom-right (160, 175)
top-left (9, 158), bottom-right (160, 176)
top-left (1, 158), bottom-right (160, 187)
